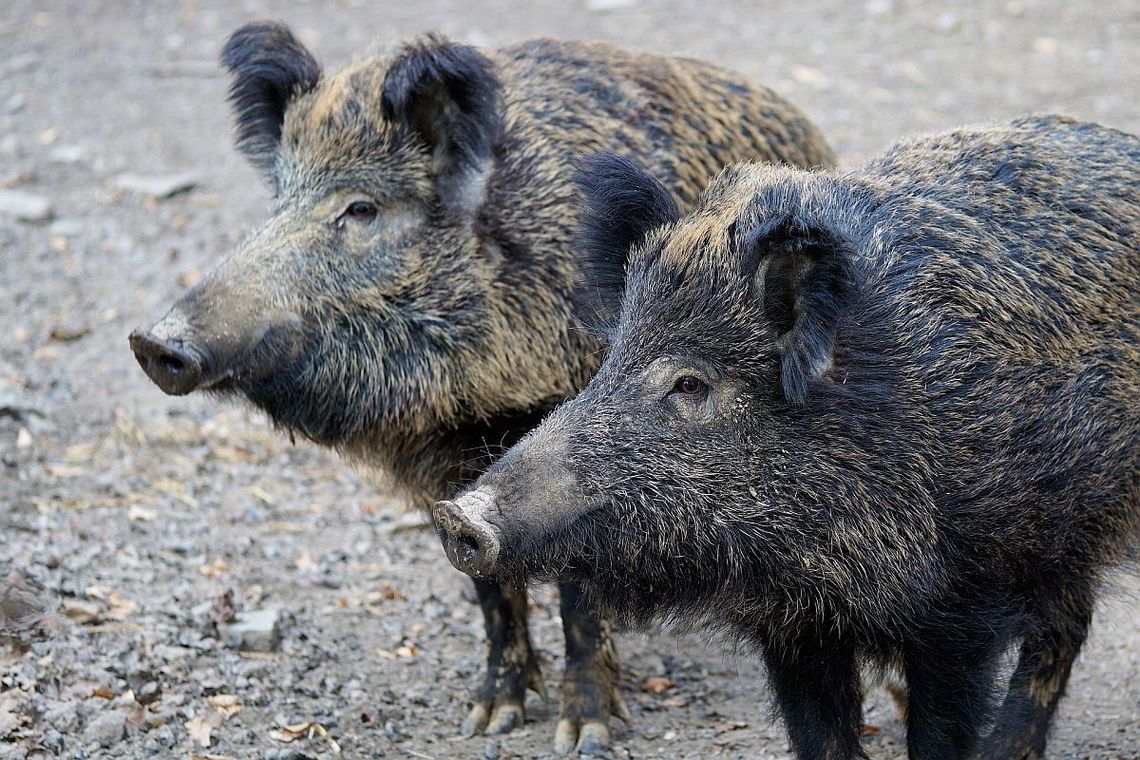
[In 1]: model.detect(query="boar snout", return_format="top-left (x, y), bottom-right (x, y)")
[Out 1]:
top-left (434, 492), bottom-right (503, 577)
top-left (130, 266), bottom-right (307, 398)
top-left (129, 327), bottom-right (209, 396)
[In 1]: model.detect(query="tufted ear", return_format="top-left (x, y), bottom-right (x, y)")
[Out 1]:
top-left (221, 21), bottom-right (321, 178)
top-left (381, 36), bottom-right (502, 211)
top-left (740, 212), bottom-right (858, 405)
top-left (572, 153), bottom-right (681, 339)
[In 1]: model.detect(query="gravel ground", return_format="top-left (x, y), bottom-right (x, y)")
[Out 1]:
top-left (1, 1), bottom-right (1138, 758)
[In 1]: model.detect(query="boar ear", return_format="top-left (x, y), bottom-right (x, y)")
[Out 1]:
top-left (572, 153), bottom-right (681, 339)
top-left (381, 36), bottom-right (502, 211)
top-left (741, 213), bottom-right (858, 406)
top-left (221, 22), bottom-right (321, 178)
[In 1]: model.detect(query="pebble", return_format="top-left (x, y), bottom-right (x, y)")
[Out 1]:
top-left (48, 145), bottom-right (87, 165)
top-left (112, 171), bottom-right (198, 199)
top-left (586, 0), bottom-right (637, 9)
top-left (0, 189), bottom-right (52, 222)
top-left (4, 93), bottom-right (25, 114)
top-left (83, 709), bottom-right (126, 748)
top-left (221, 608), bottom-right (280, 652)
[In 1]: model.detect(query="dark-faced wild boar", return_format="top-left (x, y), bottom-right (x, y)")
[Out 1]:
top-left (127, 21), bottom-right (835, 753)
top-left (435, 115), bottom-right (1140, 760)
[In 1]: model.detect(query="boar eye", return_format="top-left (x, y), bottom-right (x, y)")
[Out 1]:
top-left (671, 375), bottom-right (708, 397)
top-left (341, 200), bottom-right (378, 222)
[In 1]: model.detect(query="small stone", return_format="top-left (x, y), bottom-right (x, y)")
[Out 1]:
top-left (585, 0), bottom-right (637, 9)
top-left (83, 710), bottom-right (126, 748)
top-left (112, 171), bottom-right (198, 199)
top-left (4, 93), bottom-right (25, 114)
top-left (482, 738), bottom-right (500, 760)
top-left (0, 189), bottom-right (52, 222)
top-left (220, 608), bottom-right (280, 652)
top-left (49, 145), bottom-right (87, 164)
top-left (791, 65), bottom-right (829, 90)
top-left (0, 380), bottom-right (43, 422)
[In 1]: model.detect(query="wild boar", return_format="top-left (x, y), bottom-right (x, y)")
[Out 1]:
top-left (128, 21), bottom-right (836, 753)
top-left (435, 115), bottom-right (1140, 759)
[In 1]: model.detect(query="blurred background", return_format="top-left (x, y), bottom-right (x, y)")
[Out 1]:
top-left (2, 1), bottom-right (1138, 758)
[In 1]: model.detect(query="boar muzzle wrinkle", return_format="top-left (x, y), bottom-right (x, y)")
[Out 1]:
top-left (433, 493), bottom-right (502, 577)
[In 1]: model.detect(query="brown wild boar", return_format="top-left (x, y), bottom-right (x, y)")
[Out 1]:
top-left (129, 21), bottom-right (835, 753)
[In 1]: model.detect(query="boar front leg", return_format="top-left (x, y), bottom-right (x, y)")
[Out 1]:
top-left (763, 635), bottom-right (865, 760)
top-left (903, 627), bottom-right (1003, 760)
top-left (464, 578), bottom-right (545, 735)
top-left (553, 581), bottom-right (630, 754)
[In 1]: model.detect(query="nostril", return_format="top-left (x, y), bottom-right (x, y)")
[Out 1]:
top-left (433, 498), bottom-right (502, 576)
top-left (158, 352), bottom-right (187, 375)
top-left (455, 532), bottom-right (482, 565)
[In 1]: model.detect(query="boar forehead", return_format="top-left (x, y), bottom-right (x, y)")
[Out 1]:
top-left (613, 224), bottom-right (769, 371)
top-left (277, 62), bottom-right (433, 198)
top-left (612, 164), bottom-right (854, 374)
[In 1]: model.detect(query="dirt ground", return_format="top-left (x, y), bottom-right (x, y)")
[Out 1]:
top-left (1, 1), bottom-right (1138, 758)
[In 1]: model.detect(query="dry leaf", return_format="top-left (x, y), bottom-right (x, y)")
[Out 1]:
top-left (376, 645), bottom-right (418, 660)
top-left (104, 593), bottom-right (137, 621)
top-left (198, 558), bottom-right (230, 578)
top-left (44, 462), bottom-right (85, 478)
top-left (242, 584), bottom-right (264, 606)
top-left (63, 443), bottom-right (98, 462)
top-left (270, 720), bottom-right (326, 742)
top-left (641, 676), bottom-right (676, 694)
top-left (249, 485), bottom-right (276, 506)
top-left (128, 504), bottom-right (157, 522)
top-left (294, 549), bottom-right (317, 573)
top-left (49, 324), bottom-right (90, 342)
top-left (177, 267), bottom-right (202, 288)
top-left (185, 715), bottom-right (216, 747)
top-left (206, 694), bottom-right (241, 719)
top-left (62, 598), bottom-right (102, 624)
top-left (365, 582), bottom-right (406, 603)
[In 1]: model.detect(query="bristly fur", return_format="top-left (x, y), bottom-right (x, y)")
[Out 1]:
top-left (458, 115), bottom-right (1140, 760)
top-left (572, 153), bottom-right (682, 339)
top-left (221, 22), bottom-right (321, 177)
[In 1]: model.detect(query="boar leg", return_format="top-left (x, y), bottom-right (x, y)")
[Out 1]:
top-left (464, 578), bottom-right (545, 735)
top-left (903, 630), bottom-right (1002, 760)
top-left (553, 581), bottom-right (629, 754)
top-left (763, 636), bottom-right (864, 760)
top-left (980, 591), bottom-right (1093, 760)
